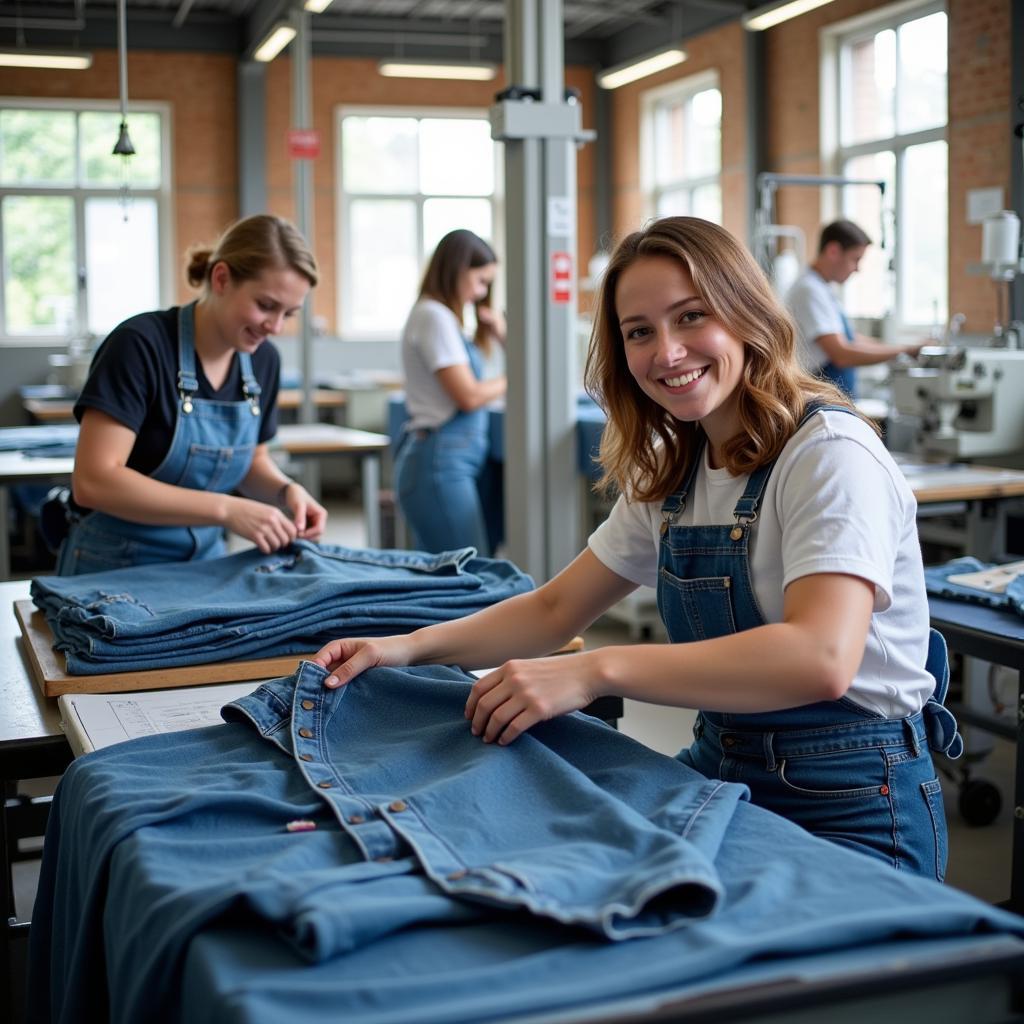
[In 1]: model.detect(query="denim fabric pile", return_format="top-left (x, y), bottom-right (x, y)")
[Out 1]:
top-left (28, 660), bottom-right (1024, 1024)
top-left (31, 539), bottom-right (533, 675)
top-left (923, 556), bottom-right (1024, 618)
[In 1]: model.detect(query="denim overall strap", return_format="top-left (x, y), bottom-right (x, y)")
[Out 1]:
top-left (176, 301), bottom-right (261, 418)
top-left (922, 627), bottom-right (963, 758)
top-left (658, 433), bottom-right (706, 536)
top-left (57, 302), bottom-right (263, 573)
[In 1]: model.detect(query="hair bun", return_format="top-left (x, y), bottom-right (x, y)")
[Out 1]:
top-left (185, 247), bottom-right (214, 288)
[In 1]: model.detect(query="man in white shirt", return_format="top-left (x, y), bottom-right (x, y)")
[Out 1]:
top-left (785, 220), bottom-right (922, 398)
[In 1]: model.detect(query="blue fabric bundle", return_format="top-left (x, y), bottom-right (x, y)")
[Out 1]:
top-left (30, 540), bottom-right (533, 674)
top-left (0, 423), bottom-right (78, 457)
top-left (923, 556), bottom-right (1024, 618)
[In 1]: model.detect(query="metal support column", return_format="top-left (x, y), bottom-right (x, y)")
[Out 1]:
top-left (290, 8), bottom-right (315, 429)
top-left (493, 0), bottom-right (594, 582)
top-left (238, 61), bottom-right (267, 217)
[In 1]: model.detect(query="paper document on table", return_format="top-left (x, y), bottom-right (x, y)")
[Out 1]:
top-left (58, 680), bottom-right (265, 757)
top-left (946, 559), bottom-right (1024, 595)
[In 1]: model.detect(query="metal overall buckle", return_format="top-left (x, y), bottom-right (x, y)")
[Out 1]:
top-left (730, 511), bottom-right (757, 541)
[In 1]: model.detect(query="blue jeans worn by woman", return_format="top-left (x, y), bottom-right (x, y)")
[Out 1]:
top-left (395, 338), bottom-right (502, 556)
top-left (660, 403), bottom-right (961, 879)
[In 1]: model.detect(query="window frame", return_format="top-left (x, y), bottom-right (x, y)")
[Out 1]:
top-left (820, 0), bottom-right (947, 331)
top-left (335, 104), bottom-right (504, 341)
top-left (0, 96), bottom-right (174, 344)
top-left (639, 69), bottom-right (722, 224)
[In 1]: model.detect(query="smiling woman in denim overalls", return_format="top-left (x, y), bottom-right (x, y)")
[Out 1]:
top-left (315, 216), bottom-right (962, 881)
top-left (56, 215), bottom-right (327, 576)
top-left (394, 229), bottom-right (507, 557)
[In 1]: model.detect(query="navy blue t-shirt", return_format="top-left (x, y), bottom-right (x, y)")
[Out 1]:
top-left (74, 307), bottom-right (281, 477)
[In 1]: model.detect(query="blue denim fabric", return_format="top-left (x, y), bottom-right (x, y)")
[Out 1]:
top-left (28, 663), bottom-right (1023, 1024)
top-left (924, 556), bottom-right (1024, 618)
top-left (394, 339), bottom-right (504, 556)
top-left (56, 302), bottom-right (262, 575)
top-left (0, 424), bottom-right (79, 456)
top-left (659, 402), bottom-right (959, 879)
top-left (818, 361), bottom-right (857, 399)
top-left (31, 540), bottom-right (534, 674)
top-left (225, 662), bottom-right (741, 938)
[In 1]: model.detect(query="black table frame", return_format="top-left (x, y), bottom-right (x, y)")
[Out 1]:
top-left (930, 596), bottom-right (1024, 914)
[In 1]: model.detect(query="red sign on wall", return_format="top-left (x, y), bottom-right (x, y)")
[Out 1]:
top-left (287, 129), bottom-right (321, 160)
top-left (551, 251), bottom-right (573, 304)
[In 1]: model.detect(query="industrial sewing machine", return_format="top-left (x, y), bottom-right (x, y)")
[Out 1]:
top-left (889, 344), bottom-right (1024, 459)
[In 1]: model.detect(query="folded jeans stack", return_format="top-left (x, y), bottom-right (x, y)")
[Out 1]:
top-left (0, 423), bottom-right (79, 458)
top-left (30, 539), bottom-right (534, 675)
top-left (923, 555), bottom-right (1024, 617)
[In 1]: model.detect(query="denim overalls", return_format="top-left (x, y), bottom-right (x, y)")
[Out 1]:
top-left (394, 337), bottom-right (503, 556)
top-left (57, 302), bottom-right (262, 575)
top-left (663, 403), bottom-right (962, 880)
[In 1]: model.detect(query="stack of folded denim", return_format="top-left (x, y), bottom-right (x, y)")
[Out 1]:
top-left (0, 424), bottom-right (79, 458)
top-left (31, 540), bottom-right (533, 675)
top-left (923, 555), bottom-right (1024, 618)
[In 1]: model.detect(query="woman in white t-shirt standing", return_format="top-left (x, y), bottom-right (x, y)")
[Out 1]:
top-left (394, 229), bottom-right (507, 555)
top-left (316, 217), bottom-right (961, 880)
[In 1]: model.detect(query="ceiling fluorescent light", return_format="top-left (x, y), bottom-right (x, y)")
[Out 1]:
top-left (303, 0), bottom-right (334, 12)
top-left (253, 24), bottom-right (296, 62)
top-left (597, 48), bottom-right (686, 90)
top-left (0, 49), bottom-right (92, 70)
top-left (742, 0), bottom-right (838, 31)
top-left (377, 61), bottom-right (496, 81)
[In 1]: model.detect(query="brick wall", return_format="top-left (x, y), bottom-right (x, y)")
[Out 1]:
top-left (607, 0), bottom-right (1014, 335)
top-left (264, 57), bottom-right (597, 330)
top-left (0, 51), bottom-right (238, 306)
top-left (763, 0), bottom-right (1011, 334)
top-left (0, 0), bottom-right (1014, 337)
top-left (608, 19), bottom-right (749, 243)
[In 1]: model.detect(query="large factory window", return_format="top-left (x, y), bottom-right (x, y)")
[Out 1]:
top-left (336, 108), bottom-right (501, 340)
top-left (830, 3), bottom-right (948, 331)
top-left (640, 71), bottom-right (722, 226)
top-left (0, 102), bottom-right (170, 342)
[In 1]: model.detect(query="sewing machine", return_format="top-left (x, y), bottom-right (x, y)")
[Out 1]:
top-left (889, 345), bottom-right (1024, 459)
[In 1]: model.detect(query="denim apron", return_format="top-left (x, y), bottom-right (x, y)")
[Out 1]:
top-left (662, 402), bottom-right (962, 880)
top-left (57, 302), bottom-right (262, 575)
top-left (395, 337), bottom-right (502, 556)
top-left (819, 302), bottom-right (857, 398)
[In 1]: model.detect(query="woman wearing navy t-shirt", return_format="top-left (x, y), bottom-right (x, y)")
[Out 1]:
top-left (56, 214), bottom-right (327, 576)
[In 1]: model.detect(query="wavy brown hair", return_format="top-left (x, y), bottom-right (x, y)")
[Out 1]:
top-left (584, 216), bottom-right (860, 502)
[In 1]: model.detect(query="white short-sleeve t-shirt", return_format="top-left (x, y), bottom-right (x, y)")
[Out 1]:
top-left (588, 409), bottom-right (934, 718)
top-left (401, 298), bottom-right (469, 430)
top-left (785, 268), bottom-right (845, 373)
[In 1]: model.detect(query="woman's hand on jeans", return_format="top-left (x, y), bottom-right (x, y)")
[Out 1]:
top-left (225, 496), bottom-right (298, 553)
top-left (313, 635), bottom-right (417, 689)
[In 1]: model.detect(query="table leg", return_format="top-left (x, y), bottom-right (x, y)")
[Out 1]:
top-left (1013, 668), bottom-right (1024, 914)
top-left (0, 487), bottom-right (9, 581)
top-left (362, 455), bottom-right (381, 549)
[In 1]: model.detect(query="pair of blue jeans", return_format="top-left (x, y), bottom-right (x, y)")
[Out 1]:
top-left (32, 540), bottom-right (533, 674)
top-left (394, 338), bottom-right (503, 557)
top-left (659, 402), bottom-right (960, 879)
